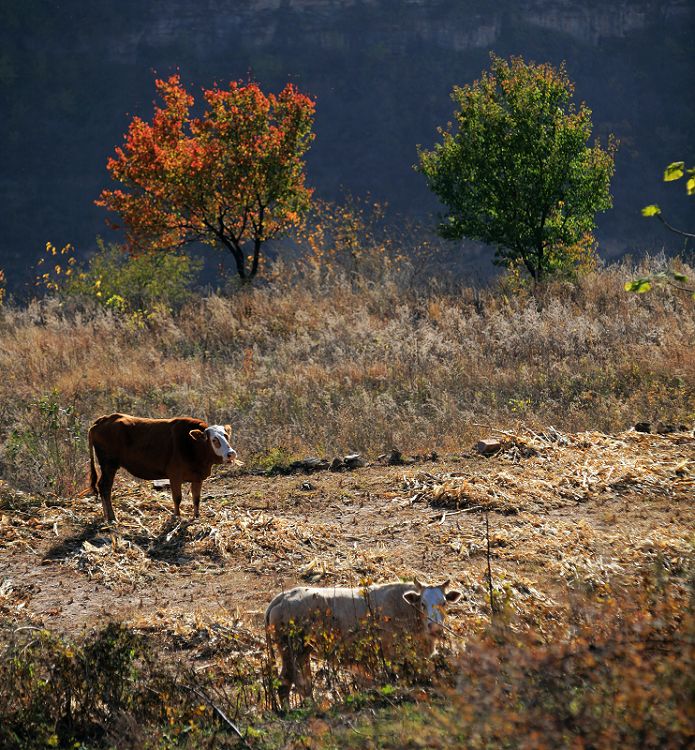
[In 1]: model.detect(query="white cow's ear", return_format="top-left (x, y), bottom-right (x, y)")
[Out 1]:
top-left (189, 429), bottom-right (206, 442)
top-left (445, 589), bottom-right (462, 603)
top-left (403, 590), bottom-right (421, 605)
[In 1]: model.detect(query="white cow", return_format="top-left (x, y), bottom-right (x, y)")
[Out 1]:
top-left (265, 579), bottom-right (461, 705)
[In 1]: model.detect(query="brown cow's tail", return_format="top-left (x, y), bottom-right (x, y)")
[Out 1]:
top-left (88, 425), bottom-right (98, 497)
top-left (88, 414), bottom-right (112, 496)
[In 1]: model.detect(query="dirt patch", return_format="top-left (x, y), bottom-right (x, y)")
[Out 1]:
top-left (1, 428), bottom-right (693, 643)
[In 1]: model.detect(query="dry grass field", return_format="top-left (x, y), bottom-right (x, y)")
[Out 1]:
top-left (0, 256), bottom-right (693, 748)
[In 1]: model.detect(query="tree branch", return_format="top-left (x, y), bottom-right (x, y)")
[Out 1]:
top-left (655, 213), bottom-right (695, 239)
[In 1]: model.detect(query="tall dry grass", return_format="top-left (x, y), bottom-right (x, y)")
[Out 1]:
top-left (0, 253), bottom-right (693, 496)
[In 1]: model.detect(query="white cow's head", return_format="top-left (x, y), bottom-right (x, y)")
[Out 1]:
top-left (190, 424), bottom-right (237, 462)
top-left (403, 579), bottom-right (461, 637)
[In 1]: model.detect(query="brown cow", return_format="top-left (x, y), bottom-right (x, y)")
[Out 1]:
top-left (88, 413), bottom-right (236, 522)
top-left (265, 579), bottom-right (462, 706)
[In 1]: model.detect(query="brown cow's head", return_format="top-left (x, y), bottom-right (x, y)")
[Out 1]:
top-left (403, 579), bottom-right (462, 638)
top-left (189, 424), bottom-right (237, 463)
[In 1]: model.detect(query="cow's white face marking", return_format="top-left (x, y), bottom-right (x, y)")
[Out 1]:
top-left (206, 425), bottom-right (236, 462)
top-left (421, 587), bottom-right (448, 627)
top-left (404, 584), bottom-right (461, 637)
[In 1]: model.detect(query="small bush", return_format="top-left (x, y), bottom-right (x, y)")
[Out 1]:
top-left (270, 612), bottom-right (437, 710)
top-left (36, 240), bottom-right (201, 320)
top-left (439, 573), bottom-right (695, 750)
top-left (1, 624), bottom-right (144, 748)
top-left (0, 623), bottom-right (248, 750)
top-left (3, 390), bottom-right (86, 497)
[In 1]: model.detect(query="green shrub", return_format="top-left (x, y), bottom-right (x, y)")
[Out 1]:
top-left (0, 624), bottom-right (143, 749)
top-left (37, 240), bottom-right (201, 320)
top-left (0, 623), bottom-right (244, 750)
top-left (3, 390), bottom-right (86, 497)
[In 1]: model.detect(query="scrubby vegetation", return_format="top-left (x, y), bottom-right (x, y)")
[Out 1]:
top-left (1, 569), bottom-right (692, 749)
top-left (1, 622), bottom-right (255, 749)
top-left (1, 198), bottom-right (693, 748)
top-left (36, 240), bottom-right (202, 319)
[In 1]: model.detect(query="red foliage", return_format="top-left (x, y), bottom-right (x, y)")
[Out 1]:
top-left (97, 75), bottom-right (315, 280)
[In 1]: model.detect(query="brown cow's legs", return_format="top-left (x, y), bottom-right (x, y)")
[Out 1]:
top-left (96, 465), bottom-right (117, 522)
top-left (191, 481), bottom-right (202, 518)
top-left (169, 479), bottom-right (183, 516)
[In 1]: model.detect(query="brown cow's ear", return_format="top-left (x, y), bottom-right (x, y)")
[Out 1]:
top-left (439, 579), bottom-right (450, 592)
top-left (224, 424), bottom-right (232, 439)
top-left (189, 429), bottom-right (206, 442)
top-left (445, 589), bottom-right (462, 603)
top-left (403, 590), bottom-right (421, 605)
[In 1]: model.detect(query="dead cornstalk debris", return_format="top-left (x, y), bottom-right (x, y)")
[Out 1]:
top-left (403, 428), bottom-right (694, 514)
top-left (1, 426), bottom-right (692, 634)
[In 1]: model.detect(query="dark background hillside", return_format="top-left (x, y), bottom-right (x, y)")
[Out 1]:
top-left (1, 0), bottom-right (693, 293)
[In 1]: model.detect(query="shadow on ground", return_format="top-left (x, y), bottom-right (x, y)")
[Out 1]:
top-left (142, 517), bottom-right (197, 563)
top-left (43, 520), bottom-right (105, 562)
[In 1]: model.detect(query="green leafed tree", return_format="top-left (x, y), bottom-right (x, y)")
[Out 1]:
top-left (418, 55), bottom-right (617, 283)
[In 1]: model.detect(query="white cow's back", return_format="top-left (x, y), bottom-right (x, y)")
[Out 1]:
top-left (265, 582), bottom-right (426, 652)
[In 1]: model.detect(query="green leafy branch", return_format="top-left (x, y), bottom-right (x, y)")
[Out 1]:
top-left (641, 161), bottom-right (695, 239)
top-left (627, 161), bottom-right (694, 299)
top-left (624, 269), bottom-right (694, 298)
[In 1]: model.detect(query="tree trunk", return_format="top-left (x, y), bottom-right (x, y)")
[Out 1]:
top-left (535, 242), bottom-right (545, 284)
top-left (232, 250), bottom-right (247, 281)
top-left (219, 236), bottom-right (247, 280)
top-left (520, 250), bottom-right (539, 282)
top-left (250, 203), bottom-right (266, 279)
top-left (250, 237), bottom-right (262, 279)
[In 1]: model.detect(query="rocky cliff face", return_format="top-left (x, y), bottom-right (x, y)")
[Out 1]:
top-left (0, 1), bottom-right (693, 290)
top-left (522, 0), bottom-right (690, 43)
top-left (100, 0), bottom-right (689, 62)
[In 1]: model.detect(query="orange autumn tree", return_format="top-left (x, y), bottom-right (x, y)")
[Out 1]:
top-left (97, 75), bottom-right (315, 281)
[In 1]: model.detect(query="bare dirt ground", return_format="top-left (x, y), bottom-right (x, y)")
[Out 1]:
top-left (1, 428), bottom-right (693, 651)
